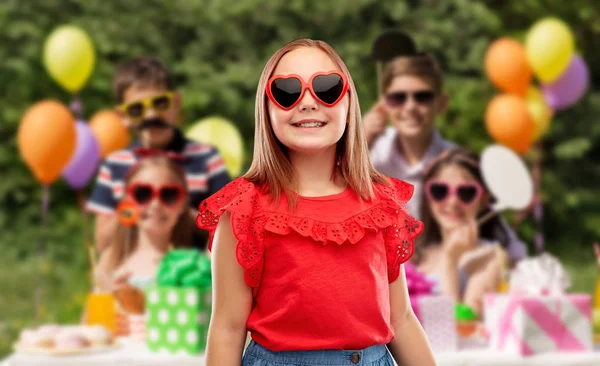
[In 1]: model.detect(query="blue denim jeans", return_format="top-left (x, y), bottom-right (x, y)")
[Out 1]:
top-left (242, 340), bottom-right (394, 366)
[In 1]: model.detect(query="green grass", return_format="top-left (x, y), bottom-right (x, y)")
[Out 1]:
top-left (0, 252), bottom-right (597, 359)
top-left (0, 256), bottom-right (89, 359)
top-left (564, 258), bottom-right (597, 296)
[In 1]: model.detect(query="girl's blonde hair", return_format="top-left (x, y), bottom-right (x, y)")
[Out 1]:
top-left (244, 38), bottom-right (388, 208)
top-left (98, 156), bottom-right (194, 276)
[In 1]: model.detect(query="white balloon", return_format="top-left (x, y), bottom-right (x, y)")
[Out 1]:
top-left (481, 144), bottom-right (534, 212)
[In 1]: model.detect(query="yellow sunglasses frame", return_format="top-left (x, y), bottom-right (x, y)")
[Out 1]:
top-left (117, 92), bottom-right (175, 121)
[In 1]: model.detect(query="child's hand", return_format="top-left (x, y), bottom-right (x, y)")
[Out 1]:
top-left (442, 219), bottom-right (479, 261)
top-left (363, 99), bottom-right (388, 143)
top-left (95, 270), bottom-right (132, 293)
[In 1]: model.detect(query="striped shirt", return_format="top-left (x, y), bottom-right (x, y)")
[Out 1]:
top-left (86, 128), bottom-right (231, 215)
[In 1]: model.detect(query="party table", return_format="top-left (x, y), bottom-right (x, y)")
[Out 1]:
top-left (0, 338), bottom-right (205, 366)
top-left (2, 339), bottom-right (600, 366)
top-left (435, 348), bottom-right (600, 366)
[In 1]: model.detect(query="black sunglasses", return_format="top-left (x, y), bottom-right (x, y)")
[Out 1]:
top-left (385, 90), bottom-right (436, 107)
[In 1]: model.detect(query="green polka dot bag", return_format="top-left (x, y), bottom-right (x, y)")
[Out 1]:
top-left (146, 249), bottom-right (212, 355)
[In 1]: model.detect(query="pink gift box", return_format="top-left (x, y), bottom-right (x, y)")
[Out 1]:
top-left (484, 294), bottom-right (592, 356)
top-left (410, 294), bottom-right (457, 352)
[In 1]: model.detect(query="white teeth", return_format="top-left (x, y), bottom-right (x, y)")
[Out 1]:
top-left (295, 122), bottom-right (325, 128)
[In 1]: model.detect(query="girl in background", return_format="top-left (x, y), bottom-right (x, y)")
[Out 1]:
top-left (95, 155), bottom-right (194, 291)
top-left (414, 148), bottom-right (510, 315)
top-left (91, 155), bottom-right (194, 336)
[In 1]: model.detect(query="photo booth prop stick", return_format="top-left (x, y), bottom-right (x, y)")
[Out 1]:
top-left (370, 30), bottom-right (418, 96)
top-left (478, 144), bottom-right (534, 227)
top-left (117, 199), bottom-right (139, 266)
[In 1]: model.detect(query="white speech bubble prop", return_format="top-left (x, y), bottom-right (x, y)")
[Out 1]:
top-left (481, 144), bottom-right (534, 213)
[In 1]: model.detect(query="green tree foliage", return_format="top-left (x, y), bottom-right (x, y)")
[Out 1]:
top-left (0, 0), bottom-right (598, 357)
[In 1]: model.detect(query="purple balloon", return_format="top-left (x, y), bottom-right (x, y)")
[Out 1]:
top-left (542, 55), bottom-right (589, 111)
top-left (62, 121), bottom-right (101, 189)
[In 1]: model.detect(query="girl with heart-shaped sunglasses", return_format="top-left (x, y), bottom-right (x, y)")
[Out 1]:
top-left (198, 38), bottom-right (435, 366)
top-left (89, 155), bottom-right (196, 336)
top-left (414, 148), bottom-right (512, 317)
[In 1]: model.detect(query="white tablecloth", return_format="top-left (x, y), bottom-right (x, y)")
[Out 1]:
top-left (435, 349), bottom-right (600, 366)
top-left (1, 338), bottom-right (205, 366)
top-left (2, 339), bottom-right (600, 366)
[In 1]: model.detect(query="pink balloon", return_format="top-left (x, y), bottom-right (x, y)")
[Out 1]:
top-left (542, 55), bottom-right (589, 111)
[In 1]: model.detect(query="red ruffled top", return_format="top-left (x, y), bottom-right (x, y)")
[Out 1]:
top-left (197, 177), bottom-right (423, 351)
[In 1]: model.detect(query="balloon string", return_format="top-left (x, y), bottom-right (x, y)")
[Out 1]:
top-left (533, 144), bottom-right (544, 254)
top-left (477, 209), bottom-right (499, 226)
top-left (69, 94), bottom-right (84, 120)
top-left (35, 185), bottom-right (50, 323)
top-left (77, 190), bottom-right (96, 290)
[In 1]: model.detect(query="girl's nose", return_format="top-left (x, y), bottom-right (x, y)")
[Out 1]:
top-left (147, 196), bottom-right (162, 209)
top-left (445, 194), bottom-right (461, 209)
top-left (298, 91), bottom-right (319, 112)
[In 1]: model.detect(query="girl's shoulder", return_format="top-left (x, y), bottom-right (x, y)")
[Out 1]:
top-left (199, 177), bottom-right (265, 215)
top-left (196, 177), bottom-right (266, 249)
top-left (204, 176), bottom-right (262, 200)
top-left (373, 176), bottom-right (416, 207)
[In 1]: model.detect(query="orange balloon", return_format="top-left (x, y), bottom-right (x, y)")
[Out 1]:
top-left (89, 110), bottom-right (130, 158)
top-left (18, 100), bottom-right (76, 185)
top-left (485, 38), bottom-right (532, 96)
top-left (485, 94), bottom-right (534, 154)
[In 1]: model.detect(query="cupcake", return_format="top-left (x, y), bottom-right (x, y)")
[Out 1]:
top-left (17, 329), bottom-right (41, 348)
top-left (114, 284), bottom-right (145, 314)
top-left (37, 324), bottom-right (61, 337)
top-left (82, 325), bottom-right (113, 346)
top-left (28, 327), bottom-right (57, 348)
top-left (54, 330), bottom-right (90, 350)
top-left (455, 303), bottom-right (479, 337)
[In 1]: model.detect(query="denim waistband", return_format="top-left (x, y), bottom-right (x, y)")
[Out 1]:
top-left (244, 340), bottom-right (388, 365)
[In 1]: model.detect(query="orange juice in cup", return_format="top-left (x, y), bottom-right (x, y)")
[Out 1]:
top-left (86, 292), bottom-right (116, 334)
top-left (593, 244), bottom-right (600, 309)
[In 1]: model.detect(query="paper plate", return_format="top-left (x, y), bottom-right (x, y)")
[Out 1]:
top-left (14, 340), bottom-right (119, 356)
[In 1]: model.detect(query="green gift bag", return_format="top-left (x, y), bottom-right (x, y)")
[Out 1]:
top-left (146, 249), bottom-right (212, 354)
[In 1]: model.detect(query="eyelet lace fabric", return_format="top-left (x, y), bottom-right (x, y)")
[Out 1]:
top-left (196, 178), bottom-right (265, 295)
top-left (377, 178), bottom-right (424, 282)
top-left (197, 178), bottom-right (423, 294)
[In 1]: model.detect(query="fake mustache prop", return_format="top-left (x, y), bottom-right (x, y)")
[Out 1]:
top-left (137, 117), bottom-right (171, 130)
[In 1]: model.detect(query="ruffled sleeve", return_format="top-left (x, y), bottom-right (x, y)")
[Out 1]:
top-left (196, 178), bottom-right (266, 295)
top-left (377, 178), bottom-right (424, 283)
